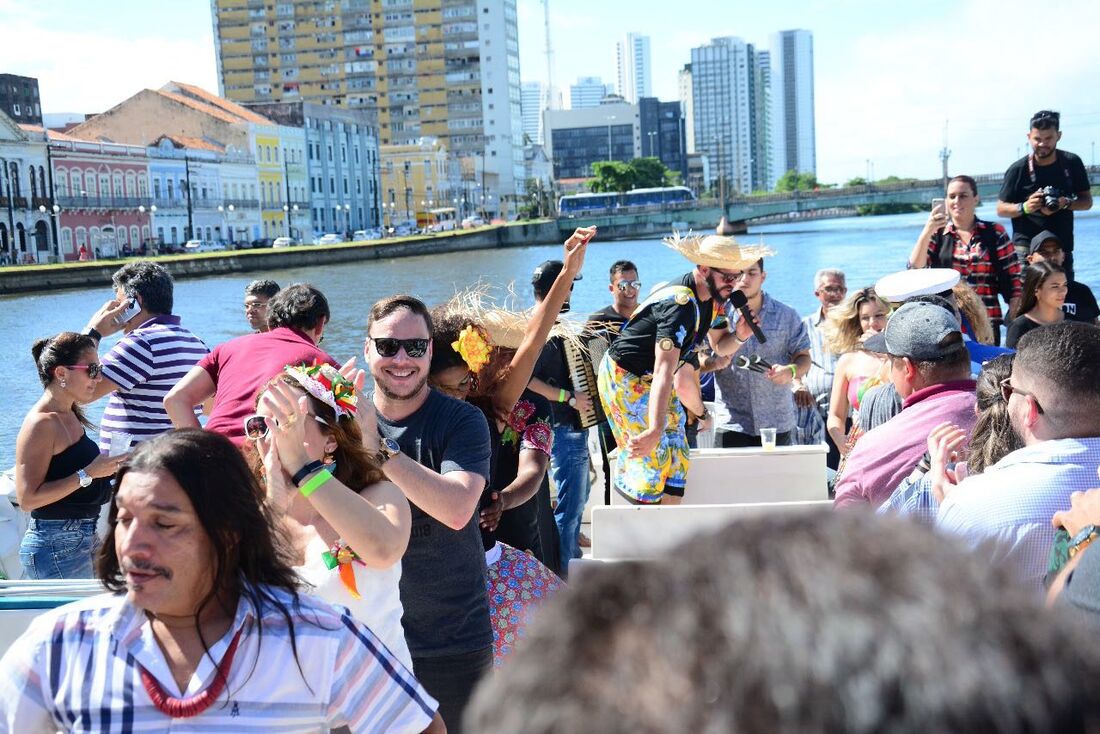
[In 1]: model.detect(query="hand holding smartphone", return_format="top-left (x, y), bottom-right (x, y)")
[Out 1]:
top-left (931, 197), bottom-right (948, 227)
top-left (115, 297), bottom-right (140, 325)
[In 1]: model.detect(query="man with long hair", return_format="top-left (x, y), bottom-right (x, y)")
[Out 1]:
top-left (0, 429), bottom-right (437, 732)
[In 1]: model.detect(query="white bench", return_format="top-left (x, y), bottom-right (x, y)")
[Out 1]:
top-left (608, 444), bottom-right (828, 505)
top-left (589, 500), bottom-right (832, 561)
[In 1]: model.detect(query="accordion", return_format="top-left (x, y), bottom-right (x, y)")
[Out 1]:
top-left (562, 334), bottom-right (609, 429)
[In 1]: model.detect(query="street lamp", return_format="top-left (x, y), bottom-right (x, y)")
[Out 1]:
top-left (138, 204), bottom-right (158, 254)
top-left (646, 131), bottom-right (658, 158)
top-left (38, 203), bottom-right (61, 262)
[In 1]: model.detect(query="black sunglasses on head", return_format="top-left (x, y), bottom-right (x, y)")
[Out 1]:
top-left (369, 337), bottom-right (429, 358)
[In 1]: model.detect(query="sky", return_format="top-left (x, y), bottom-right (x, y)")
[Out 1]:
top-left (2, 0), bottom-right (1099, 184)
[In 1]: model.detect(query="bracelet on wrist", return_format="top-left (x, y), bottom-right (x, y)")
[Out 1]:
top-left (299, 469), bottom-right (333, 498)
top-left (557, 388), bottom-right (568, 403)
top-left (290, 459), bottom-right (326, 487)
top-left (84, 327), bottom-right (102, 343)
top-left (788, 364), bottom-right (797, 379)
top-left (1021, 201), bottom-right (1029, 216)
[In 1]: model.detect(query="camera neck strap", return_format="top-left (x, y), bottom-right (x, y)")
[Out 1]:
top-left (1027, 150), bottom-right (1073, 191)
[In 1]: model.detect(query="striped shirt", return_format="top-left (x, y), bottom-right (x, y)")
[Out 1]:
top-left (99, 315), bottom-right (208, 454)
top-left (937, 437), bottom-right (1100, 593)
top-left (0, 584), bottom-right (437, 732)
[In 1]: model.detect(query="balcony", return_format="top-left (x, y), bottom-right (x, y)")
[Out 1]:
top-left (221, 198), bottom-right (260, 209)
top-left (1, 195), bottom-right (29, 209)
top-left (55, 195), bottom-right (153, 210)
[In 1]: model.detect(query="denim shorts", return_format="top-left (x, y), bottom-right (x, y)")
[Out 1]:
top-left (19, 518), bottom-right (99, 580)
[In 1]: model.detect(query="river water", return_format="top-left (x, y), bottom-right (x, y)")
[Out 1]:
top-left (2, 205), bottom-right (1098, 468)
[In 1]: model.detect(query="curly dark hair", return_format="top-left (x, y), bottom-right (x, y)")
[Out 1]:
top-left (112, 260), bottom-right (174, 314)
top-left (266, 283), bottom-right (330, 332)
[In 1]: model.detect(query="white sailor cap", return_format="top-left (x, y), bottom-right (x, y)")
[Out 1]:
top-left (875, 268), bottom-right (960, 303)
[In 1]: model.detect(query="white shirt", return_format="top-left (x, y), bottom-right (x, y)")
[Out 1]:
top-left (297, 534), bottom-right (413, 671)
top-left (0, 583), bottom-right (436, 733)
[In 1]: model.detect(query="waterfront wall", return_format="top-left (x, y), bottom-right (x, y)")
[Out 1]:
top-left (0, 221), bottom-right (562, 296)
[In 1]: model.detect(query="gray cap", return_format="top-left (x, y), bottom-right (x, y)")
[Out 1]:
top-left (863, 301), bottom-right (966, 360)
top-left (1028, 229), bottom-right (1063, 255)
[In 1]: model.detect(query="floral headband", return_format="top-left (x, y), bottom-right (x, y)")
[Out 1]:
top-left (452, 325), bottom-right (492, 374)
top-left (285, 361), bottom-right (358, 418)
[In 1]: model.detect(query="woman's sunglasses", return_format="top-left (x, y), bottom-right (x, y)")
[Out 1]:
top-left (64, 363), bottom-right (102, 379)
top-left (243, 413), bottom-right (330, 440)
top-left (369, 337), bottom-right (429, 358)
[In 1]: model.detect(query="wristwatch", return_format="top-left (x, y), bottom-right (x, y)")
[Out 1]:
top-left (77, 469), bottom-right (92, 488)
top-left (377, 437), bottom-right (401, 464)
top-left (1068, 524), bottom-right (1099, 559)
top-left (567, 394), bottom-right (578, 408)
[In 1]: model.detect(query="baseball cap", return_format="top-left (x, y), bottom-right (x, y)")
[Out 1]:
top-left (863, 301), bottom-right (966, 361)
top-left (875, 269), bottom-right (960, 303)
top-left (532, 260), bottom-right (582, 295)
top-left (1028, 230), bottom-right (1064, 256)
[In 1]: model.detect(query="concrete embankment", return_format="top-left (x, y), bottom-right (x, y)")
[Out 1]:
top-left (0, 221), bottom-right (561, 296)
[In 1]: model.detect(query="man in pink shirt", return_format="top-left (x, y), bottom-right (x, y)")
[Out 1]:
top-left (833, 300), bottom-right (976, 509)
top-left (164, 283), bottom-right (337, 443)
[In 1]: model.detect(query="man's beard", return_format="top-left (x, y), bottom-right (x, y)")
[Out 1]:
top-left (376, 371), bottom-right (429, 401)
top-left (705, 272), bottom-right (727, 302)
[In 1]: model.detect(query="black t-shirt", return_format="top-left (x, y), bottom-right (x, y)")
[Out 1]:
top-left (998, 150), bottom-right (1090, 250)
top-left (488, 389), bottom-right (553, 555)
top-left (532, 337), bottom-right (581, 428)
top-left (1065, 280), bottom-right (1100, 323)
top-left (608, 272), bottom-right (715, 377)
top-left (1005, 315), bottom-right (1047, 349)
top-left (586, 305), bottom-right (630, 343)
top-left (375, 388), bottom-right (493, 657)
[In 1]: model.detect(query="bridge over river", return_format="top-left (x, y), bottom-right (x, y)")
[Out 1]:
top-left (555, 168), bottom-right (1100, 239)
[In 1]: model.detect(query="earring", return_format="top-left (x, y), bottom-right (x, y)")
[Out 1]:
top-left (323, 452), bottom-right (335, 466)
top-left (59, 379), bottom-right (67, 388)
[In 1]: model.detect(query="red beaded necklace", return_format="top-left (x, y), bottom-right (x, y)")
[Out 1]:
top-left (139, 626), bottom-right (244, 719)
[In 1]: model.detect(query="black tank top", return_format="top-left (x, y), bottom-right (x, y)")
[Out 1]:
top-left (32, 433), bottom-right (112, 520)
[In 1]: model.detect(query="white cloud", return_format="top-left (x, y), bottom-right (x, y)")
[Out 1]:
top-left (0, 4), bottom-right (218, 115)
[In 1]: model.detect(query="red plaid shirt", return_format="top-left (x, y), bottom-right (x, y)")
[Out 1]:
top-left (924, 218), bottom-right (1022, 322)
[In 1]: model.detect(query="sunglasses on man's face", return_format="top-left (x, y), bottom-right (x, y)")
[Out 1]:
top-left (243, 413), bottom-right (330, 440)
top-left (615, 280), bottom-right (642, 292)
top-left (369, 337), bottom-right (430, 358)
top-left (64, 363), bottom-right (102, 379)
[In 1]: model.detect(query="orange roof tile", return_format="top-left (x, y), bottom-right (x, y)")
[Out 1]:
top-left (165, 81), bottom-right (274, 125)
top-left (155, 134), bottom-right (226, 153)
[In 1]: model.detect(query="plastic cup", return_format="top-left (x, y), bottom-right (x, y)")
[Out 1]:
top-left (760, 428), bottom-right (777, 451)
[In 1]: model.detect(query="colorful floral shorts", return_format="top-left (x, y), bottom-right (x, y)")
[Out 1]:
top-left (596, 353), bottom-right (689, 503)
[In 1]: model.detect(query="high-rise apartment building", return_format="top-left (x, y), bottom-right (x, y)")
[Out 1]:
top-left (544, 100), bottom-right (639, 180)
top-left (521, 81), bottom-right (544, 145)
top-left (689, 37), bottom-right (765, 195)
top-left (616, 33), bottom-right (651, 104)
top-left (769, 29), bottom-right (816, 184)
top-left (639, 97), bottom-right (687, 180)
top-left (754, 50), bottom-right (773, 190)
top-left (569, 76), bottom-right (610, 109)
top-left (210, 0), bottom-right (524, 214)
top-left (0, 74), bottom-right (42, 126)
top-left (678, 64), bottom-right (694, 154)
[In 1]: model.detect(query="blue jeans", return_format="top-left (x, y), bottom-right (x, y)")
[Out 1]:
top-left (551, 426), bottom-right (591, 564)
top-left (19, 518), bottom-right (99, 580)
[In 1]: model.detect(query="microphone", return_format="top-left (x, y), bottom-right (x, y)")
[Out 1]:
top-left (735, 355), bottom-right (769, 374)
top-left (729, 290), bottom-right (767, 344)
top-left (750, 354), bottom-right (773, 371)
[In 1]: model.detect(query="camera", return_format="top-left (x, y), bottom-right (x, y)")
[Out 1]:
top-left (1039, 186), bottom-right (1078, 210)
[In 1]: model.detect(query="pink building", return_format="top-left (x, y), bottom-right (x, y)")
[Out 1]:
top-left (48, 130), bottom-right (152, 261)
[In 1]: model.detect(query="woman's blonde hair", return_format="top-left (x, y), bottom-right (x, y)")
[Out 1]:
top-left (952, 281), bottom-right (995, 345)
top-left (824, 287), bottom-right (891, 355)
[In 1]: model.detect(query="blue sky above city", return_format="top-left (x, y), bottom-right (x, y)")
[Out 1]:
top-left (2, 0), bottom-right (1098, 183)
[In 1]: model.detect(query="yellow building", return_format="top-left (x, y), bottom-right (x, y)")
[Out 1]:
top-left (211, 0), bottom-right (524, 213)
top-left (379, 138), bottom-right (460, 224)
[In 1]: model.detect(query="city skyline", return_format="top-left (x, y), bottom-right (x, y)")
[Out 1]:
top-left (2, 0), bottom-right (1100, 184)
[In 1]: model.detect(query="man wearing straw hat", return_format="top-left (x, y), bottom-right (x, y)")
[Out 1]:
top-left (596, 225), bottom-right (772, 504)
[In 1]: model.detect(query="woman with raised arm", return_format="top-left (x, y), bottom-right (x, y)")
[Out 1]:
top-left (16, 332), bottom-right (124, 579)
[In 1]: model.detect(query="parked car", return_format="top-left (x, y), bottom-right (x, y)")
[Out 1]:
top-left (461, 216), bottom-right (486, 229)
top-left (313, 233), bottom-right (343, 246)
top-left (272, 236), bottom-right (298, 248)
top-left (392, 222), bottom-right (417, 237)
top-left (182, 240), bottom-right (226, 253)
top-left (250, 238), bottom-right (273, 249)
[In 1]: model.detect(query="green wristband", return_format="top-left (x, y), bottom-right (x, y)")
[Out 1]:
top-left (557, 388), bottom-right (568, 403)
top-left (299, 469), bottom-right (333, 498)
top-left (1021, 201), bottom-right (1029, 216)
top-left (788, 364), bottom-right (797, 379)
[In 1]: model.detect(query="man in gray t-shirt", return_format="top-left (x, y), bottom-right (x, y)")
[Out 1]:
top-left (364, 295), bottom-right (492, 734)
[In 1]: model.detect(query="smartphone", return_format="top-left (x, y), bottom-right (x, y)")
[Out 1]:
top-left (931, 197), bottom-right (946, 214)
top-left (116, 297), bottom-right (140, 325)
